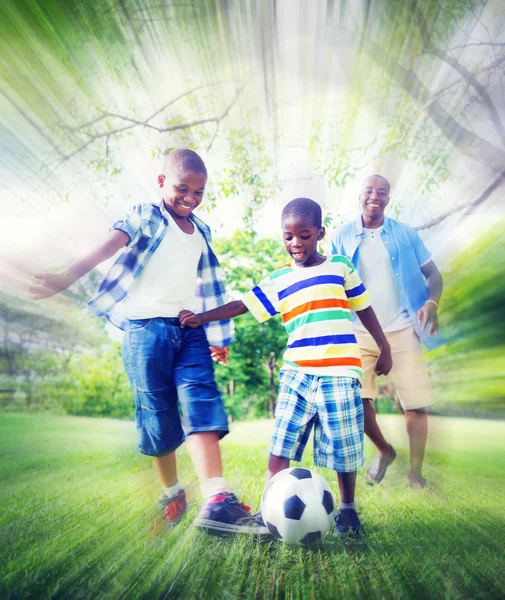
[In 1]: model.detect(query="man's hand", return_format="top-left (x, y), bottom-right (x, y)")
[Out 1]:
top-left (27, 272), bottom-right (71, 300)
top-left (209, 346), bottom-right (230, 366)
top-left (417, 301), bottom-right (439, 335)
top-left (179, 310), bottom-right (203, 328)
top-left (374, 345), bottom-right (392, 376)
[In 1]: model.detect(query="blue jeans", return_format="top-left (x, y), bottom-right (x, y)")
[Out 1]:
top-left (122, 317), bottom-right (229, 457)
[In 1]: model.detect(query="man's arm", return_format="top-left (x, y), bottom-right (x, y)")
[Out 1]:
top-left (28, 229), bottom-right (130, 300)
top-left (356, 306), bottom-right (392, 375)
top-left (179, 300), bottom-right (249, 328)
top-left (418, 260), bottom-right (443, 335)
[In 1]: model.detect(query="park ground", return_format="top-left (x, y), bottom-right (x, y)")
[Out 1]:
top-left (1, 412), bottom-right (504, 600)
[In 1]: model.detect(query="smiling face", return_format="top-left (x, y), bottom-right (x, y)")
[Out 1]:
top-left (360, 175), bottom-right (390, 226)
top-left (162, 169), bottom-right (207, 219)
top-left (282, 215), bottom-right (325, 267)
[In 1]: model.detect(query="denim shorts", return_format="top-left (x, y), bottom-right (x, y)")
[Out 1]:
top-left (269, 369), bottom-right (365, 472)
top-left (122, 317), bottom-right (229, 457)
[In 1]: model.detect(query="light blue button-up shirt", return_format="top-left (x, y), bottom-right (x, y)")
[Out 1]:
top-left (326, 216), bottom-right (444, 349)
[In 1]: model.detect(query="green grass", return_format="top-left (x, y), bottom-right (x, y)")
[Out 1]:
top-left (1, 413), bottom-right (505, 600)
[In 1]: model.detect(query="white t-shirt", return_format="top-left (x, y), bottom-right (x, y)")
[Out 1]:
top-left (354, 227), bottom-right (411, 332)
top-left (125, 215), bottom-right (204, 319)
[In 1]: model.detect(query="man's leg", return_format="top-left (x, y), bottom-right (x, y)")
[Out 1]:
top-left (363, 397), bottom-right (394, 458)
top-left (355, 331), bottom-right (395, 481)
top-left (389, 328), bottom-right (434, 487)
top-left (405, 408), bottom-right (428, 484)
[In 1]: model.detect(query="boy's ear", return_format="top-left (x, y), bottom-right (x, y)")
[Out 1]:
top-left (318, 226), bottom-right (326, 241)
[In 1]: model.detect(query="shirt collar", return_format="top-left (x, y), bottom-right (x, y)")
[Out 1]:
top-left (157, 200), bottom-right (212, 241)
top-left (354, 215), bottom-right (391, 236)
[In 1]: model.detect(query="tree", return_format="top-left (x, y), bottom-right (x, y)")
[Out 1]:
top-left (213, 231), bottom-right (288, 418)
top-left (4, 0), bottom-right (504, 230)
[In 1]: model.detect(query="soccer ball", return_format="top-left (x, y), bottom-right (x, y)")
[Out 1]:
top-left (260, 467), bottom-right (336, 545)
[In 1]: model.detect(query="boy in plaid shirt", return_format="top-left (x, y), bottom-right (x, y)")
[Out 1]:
top-left (180, 198), bottom-right (392, 534)
top-left (29, 149), bottom-right (263, 536)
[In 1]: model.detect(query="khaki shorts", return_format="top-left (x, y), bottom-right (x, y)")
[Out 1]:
top-left (355, 326), bottom-right (435, 411)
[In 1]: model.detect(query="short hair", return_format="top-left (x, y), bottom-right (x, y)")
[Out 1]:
top-left (362, 174), bottom-right (390, 191)
top-left (163, 149), bottom-right (207, 177)
top-left (281, 198), bottom-right (322, 228)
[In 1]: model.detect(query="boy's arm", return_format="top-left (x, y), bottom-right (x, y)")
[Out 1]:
top-left (179, 300), bottom-right (249, 328)
top-left (356, 306), bottom-right (392, 376)
top-left (28, 230), bottom-right (130, 300)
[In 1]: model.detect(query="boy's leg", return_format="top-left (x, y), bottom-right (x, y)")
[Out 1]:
top-left (153, 452), bottom-right (178, 487)
top-left (334, 470), bottom-right (362, 534)
top-left (267, 454), bottom-right (290, 480)
top-left (185, 431), bottom-right (229, 497)
top-left (122, 318), bottom-right (187, 525)
top-left (175, 325), bottom-right (264, 535)
top-left (337, 470), bottom-right (357, 504)
top-left (312, 376), bottom-right (364, 535)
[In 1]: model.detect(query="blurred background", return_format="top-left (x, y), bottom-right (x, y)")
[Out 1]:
top-left (1, 0), bottom-right (504, 421)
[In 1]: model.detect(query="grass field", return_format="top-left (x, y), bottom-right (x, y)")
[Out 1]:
top-left (1, 413), bottom-right (505, 600)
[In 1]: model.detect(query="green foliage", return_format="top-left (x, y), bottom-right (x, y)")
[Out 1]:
top-left (213, 231), bottom-right (288, 418)
top-left (208, 121), bottom-right (281, 227)
top-left (429, 219), bottom-right (505, 411)
top-left (64, 345), bottom-right (133, 419)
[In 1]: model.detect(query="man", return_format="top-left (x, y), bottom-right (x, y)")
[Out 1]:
top-left (326, 175), bottom-right (443, 488)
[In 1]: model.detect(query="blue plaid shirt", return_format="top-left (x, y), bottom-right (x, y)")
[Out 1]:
top-left (327, 216), bottom-right (444, 349)
top-left (88, 201), bottom-right (234, 347)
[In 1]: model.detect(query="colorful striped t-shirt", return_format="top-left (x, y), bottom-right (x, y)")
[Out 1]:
top-left (242, 255), bottom-right (371, 380)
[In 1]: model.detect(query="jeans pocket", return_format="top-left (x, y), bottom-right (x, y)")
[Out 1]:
top-left (127, 318), bottom-right (152, 331)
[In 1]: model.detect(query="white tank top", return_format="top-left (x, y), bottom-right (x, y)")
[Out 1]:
top-left (125, 214), bottom-right (204, 319)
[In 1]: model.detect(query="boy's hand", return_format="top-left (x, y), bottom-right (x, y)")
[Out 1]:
top-left (209, 346), bottom-right (230, 365)
top-left (179, 310), bottom-right (203, 328)
top-left (27, 272), bottom-right (71, 300)
top-left (417, 302), bottom-right (439, 335)
top-left (374, 345), bottom-right (392, 376)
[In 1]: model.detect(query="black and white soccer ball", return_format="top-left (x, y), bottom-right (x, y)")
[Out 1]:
top-left (260, 467), bottom-right (336, 545)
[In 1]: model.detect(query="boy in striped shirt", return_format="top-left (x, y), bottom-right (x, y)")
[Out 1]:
top-left (179, 198), bottom-right (392, 534)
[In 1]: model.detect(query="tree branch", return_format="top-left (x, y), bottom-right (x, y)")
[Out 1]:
top-left (414, 4), bottom-right (505, 145)
top-left (41, 82), bottom-right (244, 181)
top-left (362, 40), bottom-right (505, 174)
top-left (416, 169), bottom-right (505, 230)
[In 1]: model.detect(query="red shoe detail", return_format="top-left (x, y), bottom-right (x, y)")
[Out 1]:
top-left (163, 491), bottom-right (187, 522)
top-left (207, 493), bottom-right (229, 504)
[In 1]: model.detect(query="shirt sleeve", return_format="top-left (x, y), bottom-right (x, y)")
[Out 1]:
top-left (343, 257), bottom-right (371, 312)
top-left (111, 204), bottom-right (143, 247)
top-left (408, 227), bottom-right (432, 267)
top-left (242, 275), bottom-right (280, 323)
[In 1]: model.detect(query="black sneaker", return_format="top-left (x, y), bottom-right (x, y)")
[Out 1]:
top-left (194, 493), bottom-right (269, 536)
top-left (333, 508), bottom-right (362, 535)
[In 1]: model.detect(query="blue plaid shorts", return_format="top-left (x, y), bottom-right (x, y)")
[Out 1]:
top-left (269, 369), bottom-right (365, 472)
